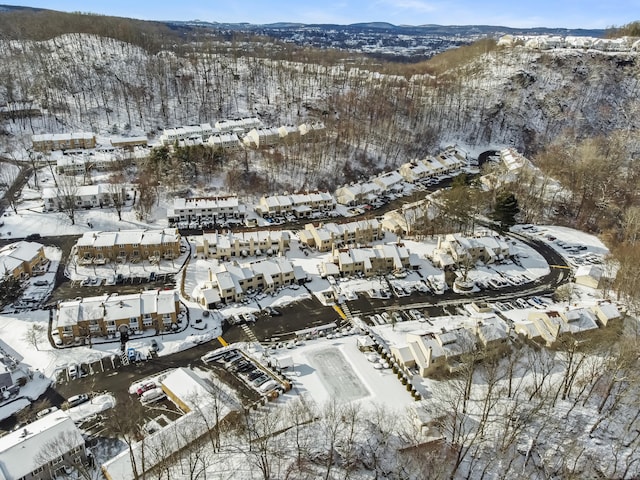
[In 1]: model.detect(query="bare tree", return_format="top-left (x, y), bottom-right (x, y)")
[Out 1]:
top-left (23, 323), bottom-right (45, 350)
top-left (56, 175), bottom-right (79, 225)
top-left (108, 173), bottom-right (126, 221)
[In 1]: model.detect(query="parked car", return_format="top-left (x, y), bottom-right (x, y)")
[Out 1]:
top-left (33, 280), bottom-right (48, 287)
top-left (136, 382), bottom-right (157, 396)
top-left (36, 406), bottom-right (59, 418)
top-left (140, 387), bottom-right (166, 404)
top-left (67, 393), bottom-right (89, 408)
top-left (149, 339), bottom-right (159, 352)
top-left (68, 364), bottom-right (79, 379)
top-left (25, 233), bottom-right (41, 241)
top-left (51, 331), bottom-right (63, 346)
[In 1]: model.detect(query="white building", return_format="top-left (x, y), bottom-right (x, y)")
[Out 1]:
top-left (243, 127), bottom-right (282, 148)
top-left (215, 117), bottom-right (262, 134)
top-left (159, 123), bottom-right (215, 145)
top-left (42, 183), bottom-right (128, 212)
top-left (193, 230), bottom-right (290, 259)
top-left (167, 196), bottom-right (248, 226)
top-left (257, 191), bottom-right (335, 217)
top-left (335, 182), bottom-right (382, 206)
top-left (207, 132), bottom-right (242, 150)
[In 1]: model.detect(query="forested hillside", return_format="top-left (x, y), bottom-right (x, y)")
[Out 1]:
top-left (0, 12), bottom-right (638, 186)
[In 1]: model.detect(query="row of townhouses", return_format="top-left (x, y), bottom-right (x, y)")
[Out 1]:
top-left (54, 290), bottom-right (180, 342)
top-left (430, 233), bottom-right (511, 269)
top-left (336, 146), bottom-right (467, 206)
top-left (42, 184), bottom-right (129, 212)
top-left (327, 243), bottom-right (413, 277)
top-left (159, 120), bottom-right (326, 150)
top-left (32, 132), bottom-right (96, 152)
top-left (75, 228), bottom-right (181, 265)
top-left (256, 191), bottom-right (335, 218)
top-left (298, 219), bottom-right (384, 252)
top-left (167, 196), bottom-right (247, 226)
top-left (0, 241), bottom-right (48, 280)
top-left (55, 148), bottom-right (149, 175)
top-left (389, 301), bottom-right (622, 377)
top-left (193, 230), bottom-right (290, 260)
top-left (32, 132), bottom-right (147, 153)
top-left (391, 317), bottom-right (508, 377)
top-left (197, 257), bottom-right (306, 307)
top-left (159, 118), bottom-right (264, 145)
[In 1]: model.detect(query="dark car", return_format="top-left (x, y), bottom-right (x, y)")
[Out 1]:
top-left (25, 233), bottom-right (41, 241)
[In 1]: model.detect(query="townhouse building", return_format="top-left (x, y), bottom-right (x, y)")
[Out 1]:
top-left (194, 230), bottom-right (290, 260)
top-left (207, 132), bottom-right (242, 150)
top-left (0, 241), bottom-right (48, 279)
top-left (54, 290), bottom-right (180, 342)
top-left (215, 117), bottom-right (262, 134)
top-left (31, 132), bottom-right (96, 152)
top-left (167, 196), bottom-right (248, 227)
top-left (431, 233), bottom-right (510, 268)
top-left (159, 123), bottom-right (215, 145)
top-left (243, 127), bottom-right (282, 148)
top-left (75, 228), bottom-right (181, 265)
top-left (334, 181), bottom-right (381, 206)
top-left (42, 184), bottom-right (128, 212)
top-left (330, 243), bottom-right (410, 276)
top-left (0, 410), bottom-right (87, 480)
top-left (257, 191), bottom-right (335, 218)
top-left (298, 219), bottom-right (384, 252)
top-left (197, 257), bottom-right (299, 307)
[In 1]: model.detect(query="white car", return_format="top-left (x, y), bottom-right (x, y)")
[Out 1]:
top-left (68, 365), bottom-right (79, 379)
top-left (51, 331), bottom-right (63, 346)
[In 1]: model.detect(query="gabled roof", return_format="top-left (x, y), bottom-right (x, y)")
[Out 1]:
top-left (0, 411), bottom-right (83, 479)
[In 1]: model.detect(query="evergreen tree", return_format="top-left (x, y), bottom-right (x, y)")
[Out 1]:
top-left (492, 192), bottom-right (520, 230)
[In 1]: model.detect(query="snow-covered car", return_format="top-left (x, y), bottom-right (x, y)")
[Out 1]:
top-left (68, 364), bottom-right (79, 379)
top-left (136, 382), bottom-right (157, 396)
top-left (51, 331), bottom-right (63, 346)
top-left (140, 387), bottom-right (165, 404)
top-left (36, 406), bottom-right (59, 418)
top-left (67, 393), bottom-right (89, 408)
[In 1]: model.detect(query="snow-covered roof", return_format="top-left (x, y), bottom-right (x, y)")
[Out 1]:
top-left (0, 241), bottom-right (43, 263)
top-left (575, 265), bottom-right (603, 280)
top-left (592, 302), bottom-right (620, 321)
top-left (161, 367), bottom-right (213, 411)
top-left (76, 228), bottom-right (178, 249)
top-left (0, 411), bottom-right (83, 479)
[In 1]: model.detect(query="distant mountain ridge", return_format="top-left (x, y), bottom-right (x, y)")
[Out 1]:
top-left (168, 19), bottom-right (605, 37)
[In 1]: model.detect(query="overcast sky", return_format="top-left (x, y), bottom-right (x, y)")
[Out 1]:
top-left (3, 1), bottom-right (639, 29)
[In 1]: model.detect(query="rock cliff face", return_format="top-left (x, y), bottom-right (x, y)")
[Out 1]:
top-left (0, 34), bottom-right (638, 163)
top-left (461, 48), bottom-right (640, 153)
